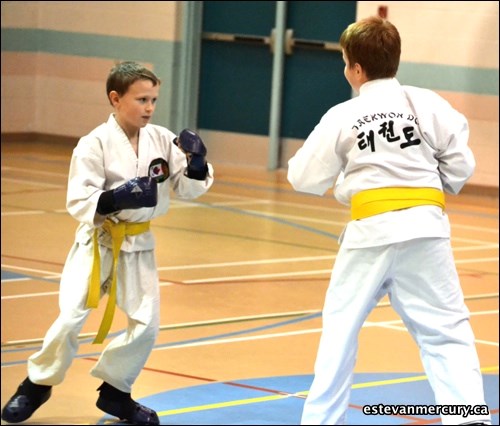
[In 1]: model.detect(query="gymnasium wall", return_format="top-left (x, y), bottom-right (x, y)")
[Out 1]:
top-left (1, 1), bottom-right (498, 189)
top-left (1, 1), bottom-right (181, 137)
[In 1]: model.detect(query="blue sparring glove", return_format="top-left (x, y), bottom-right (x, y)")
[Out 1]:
top-left (96, 177), bottom-right (158, 215)
top-left (174, 129), bottom-right (208, 180)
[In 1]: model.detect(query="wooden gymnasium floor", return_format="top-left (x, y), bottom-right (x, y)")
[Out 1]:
top-left (1, 139), bottom-right (498, 425)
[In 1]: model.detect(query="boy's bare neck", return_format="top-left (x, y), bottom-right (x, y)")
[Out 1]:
top-left (114, 115), bottom-right (139, 155)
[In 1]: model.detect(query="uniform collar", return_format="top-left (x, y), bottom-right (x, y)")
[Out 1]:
top-left (359, 78), bottom-right (401, 95)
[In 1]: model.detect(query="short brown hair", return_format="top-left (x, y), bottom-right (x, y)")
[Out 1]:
top-left (106, 61), bottom-right (161, 104)
top-left (340, 16), bottom-right (401, 80)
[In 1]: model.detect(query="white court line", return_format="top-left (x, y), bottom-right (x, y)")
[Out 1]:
top-left (154, 309), bottom-right (499, 351)
top-left (454, 223), bottom-right (500, 233)
top-left (207, 192), bottom-right (349, 214)
top-left (1, 177), bottom-right (64, 188)
top-left (2, 209), bottom-right (67, 217)
top-left (367, 310), bottom-right (499, 324)
top-left (183, 269), bottom-right (333, 284)
top-left (210, 199), bottom-right (273, 207)
top-left (364, 323), bottom-right (500, 347)
top-left (239, 208), bottom-right (347, 227)
top-left (2, 210), bottom-right (47, 216)
top-left (455, 257), bottom-right (499, 264)
top-left (454, 237), bottom-right (499, 245)
top-left (1, 277), bottom-right (31, 283)
top-left (1, 167), bottom-right (68, 178)
top-left (365, 316), bottom-right (499, 347)
top-left (453, 244), bottom-right (499, 251)
top-left (154, 328), bottom-right (323, 350)
top-left (170, 198), bottom-right (273, 208)
top-left (158, 254), bottom-right (337, 271)
top-left (1, 264), bottom-right (62, 276)
top-left (2, 291), bottom-right (60, 300)
top-left (157, 245), bottom-right (496, 272)
top-left (182, 256), bottom-right (498, 283)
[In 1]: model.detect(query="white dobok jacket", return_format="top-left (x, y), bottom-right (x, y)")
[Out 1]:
top-left (66, 113), bottom-right (214, 251)
top-left (288, 78), bottom-right (475, 248)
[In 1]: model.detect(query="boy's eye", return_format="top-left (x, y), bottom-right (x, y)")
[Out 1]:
top-left (138, 98), bottom-right (157, 104)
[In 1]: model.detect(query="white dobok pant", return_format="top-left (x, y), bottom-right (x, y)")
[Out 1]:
top-left (27, 241), bottom-right (160, 393)
top-left (301, 237), bottom-right (491, 425)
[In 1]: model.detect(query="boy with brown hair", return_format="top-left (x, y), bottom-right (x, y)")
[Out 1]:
top-left (288, 17), bottom-right (491, 425)
top-left (2, 61), bottom-right (214, 425)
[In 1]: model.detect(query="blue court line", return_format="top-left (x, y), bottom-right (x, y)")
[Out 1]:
top-left (202, 202), bottom-right (341, 240)
top-left (1, 270), bottom-right (60, 283)
top-left (0, 311), bottom-right (322, 364)
top-left (152, 311), bottom-right (322, 350)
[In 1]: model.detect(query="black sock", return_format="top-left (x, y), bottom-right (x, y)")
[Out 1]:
top-left (22, 378), bottom-right (51, 396)
top-left (97, 382), bottom-right (132, 402)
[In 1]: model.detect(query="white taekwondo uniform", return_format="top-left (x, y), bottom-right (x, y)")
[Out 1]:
top-left (28, 114), bottom-right (214, 393)
top-left (288, 78), bottom-right (490, 425)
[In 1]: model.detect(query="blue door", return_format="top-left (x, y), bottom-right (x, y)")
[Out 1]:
top-left (198, 1), bottom-right (356, 164)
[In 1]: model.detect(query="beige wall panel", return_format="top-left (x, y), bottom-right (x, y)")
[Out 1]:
top-left (35, 54), bottom-right (154, 84)
top-left (36, 77), bottom-right (112, 136)
top-left (0, 1), bottom-right (39, 28)
top-left (1, 52), bottom-right (39, 75)
top-left (2, 53), bottom-right (148, 136)
top-left (2, 52), bottom-right (123, 82)
top-left (1, 73), bottom-right (38, 99)
top-left (199, 130), bottom-right (270, 169)
top-left (36, 76), bottom-right (108, 108)
top-left (438, 91), bottom-right (499, 122)
top-left (357, 1), bottom-right (499, 68)
top-left (37, 97), bottom-right (111, 137)
top-left (1, 103), bottom-right (38, 133)
top-left (428, 93), bottom-right (498, 188)
top-left (36, 54), bottom-right (117, 83)
top-left (404, 39), bottom-right (498, 69)
top-left (467, 119), bottom-right (499, 187)
top-left (1, 76), bottom-right (37, 132)
top-left (36, 1), bottom-right (179, 40)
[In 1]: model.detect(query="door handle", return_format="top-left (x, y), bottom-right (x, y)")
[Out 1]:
top-left (202, 31), bottom-right (271, 47)
top-left (285, 29), bottom-right (342, 55)
top-left (203, 30), bottom-right (341, 55)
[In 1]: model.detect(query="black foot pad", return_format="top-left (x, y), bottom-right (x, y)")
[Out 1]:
top-left (97, 396), bottom-right (159, 425)
top-left (1, 378), bottom-right (52, 424)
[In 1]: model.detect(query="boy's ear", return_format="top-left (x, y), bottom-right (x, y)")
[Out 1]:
top-left (354, 63), bottom-right (369, 84)
top-left (109, 90), bottom-right (120, 105)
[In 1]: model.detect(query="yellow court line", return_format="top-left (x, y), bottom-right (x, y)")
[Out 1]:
top-left (158, 393), bottom-right (292, 416)
top-left (157, 366), bottom-right (498, 417)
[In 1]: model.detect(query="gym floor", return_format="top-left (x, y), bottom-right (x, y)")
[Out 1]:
top-left (1, 140), bottom-right (498, 425)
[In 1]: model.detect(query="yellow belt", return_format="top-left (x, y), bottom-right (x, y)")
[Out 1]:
top-left (351, 187), bottom-right (445, 220)
top-left (86, 219), bottom-right (150, 344)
